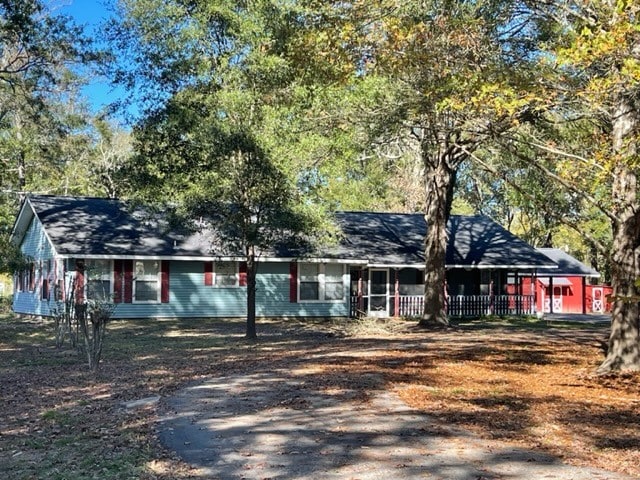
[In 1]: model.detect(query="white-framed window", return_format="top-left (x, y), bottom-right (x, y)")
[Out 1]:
top-left (299, 263), bottom-right (345, 302)
top-left (214, 261), bottom-right (238, 287)
top-left (17, 262), bottom-right (35, 292)
top-left (134, 260), bottom-right (160, 303)
top-left (86, 259), bottom-right (112, 302)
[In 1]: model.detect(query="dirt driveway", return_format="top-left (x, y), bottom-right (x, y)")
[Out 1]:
top-left (158, 367), bottom-right (633, 479)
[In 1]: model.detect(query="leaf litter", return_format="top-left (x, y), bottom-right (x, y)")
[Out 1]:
top-left (0, 315), bottom-right (638, 478)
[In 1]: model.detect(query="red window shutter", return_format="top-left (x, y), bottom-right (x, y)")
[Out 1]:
top-left (204, 261), bottom-right (213, 286)
top-left (75, 260), bottom-right (85, 303)
top-left (161, 260), bottom-right (170, 303)
top-left (239, 262), bottom-right (247, 286)
top-left (123, 260), bottom-right (133, 303)
top-left (289, 262), bottom-right (297, 303)
top-left (113, 260), bottom-right (123, 303)
top-left (29, 263), bottom-right (35, 291)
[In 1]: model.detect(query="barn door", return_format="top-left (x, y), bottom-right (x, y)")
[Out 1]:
top-left (592, 287), bottom-right (604, 313)
top-left (552, 286), bottom-right (563, 313)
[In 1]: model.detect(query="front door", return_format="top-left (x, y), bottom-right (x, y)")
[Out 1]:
top-left (369, 269), bottom-right (389, 317)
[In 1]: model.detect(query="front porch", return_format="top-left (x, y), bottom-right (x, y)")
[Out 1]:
top-left (350, 267), bottom-right (537, 318)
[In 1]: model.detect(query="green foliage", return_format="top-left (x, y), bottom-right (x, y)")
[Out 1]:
top-left (0, 234), bottom-right (28, 274)
top-left (0, 0), bottom-right (109, 242)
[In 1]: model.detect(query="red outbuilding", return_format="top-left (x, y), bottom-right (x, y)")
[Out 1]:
top-left (532, 248), bottom-right (606, 314)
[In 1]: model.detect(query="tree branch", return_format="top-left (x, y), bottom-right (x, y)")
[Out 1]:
top-left (462, 146), bottom-right (610, 255)
top-left (498, 137), bottom-right (615, 222)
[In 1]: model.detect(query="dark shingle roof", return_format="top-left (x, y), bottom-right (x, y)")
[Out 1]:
top-left (536, 248), bottom-right (600, 277)
top-left (18, 195), bottom-right (209, 257)
top-left (330, 212), bottom-right (557, 268)
top-left (16, 195), bottom-right (556, 269)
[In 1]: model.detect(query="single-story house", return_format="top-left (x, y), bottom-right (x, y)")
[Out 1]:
top-left (532, 248), bottom-right (605, 314)
top-left (11, 195), bottom-right (558, 319)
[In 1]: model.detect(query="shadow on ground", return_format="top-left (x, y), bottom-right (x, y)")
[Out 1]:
top-left (158, 371), bottom-right (633, 480)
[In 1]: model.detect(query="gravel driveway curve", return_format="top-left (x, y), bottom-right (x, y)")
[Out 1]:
top-left (158, 372), bottom-right (632, 480)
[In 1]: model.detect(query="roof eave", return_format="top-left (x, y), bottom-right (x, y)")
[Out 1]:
top-left (9, 197), bottom-right (35, 247)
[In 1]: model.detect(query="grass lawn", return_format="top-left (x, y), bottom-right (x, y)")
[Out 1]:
top-left (0, 313), bottom-right (638, 479)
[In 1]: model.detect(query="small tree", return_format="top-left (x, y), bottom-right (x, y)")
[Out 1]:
top-left (107, 1), bottom-right (328, 338)
top-left (51, 281), bottom-right (78, 349)
top-left (185, 143), bottom-right (317, 339)
top-left (77, 299), bottom-right (114, 373)
top-left (129, 125), bottom-right (320, 339)
top-left (51, 260), bottom-right (115, 372)
top-left (0, 234), bottom-right (29, 275)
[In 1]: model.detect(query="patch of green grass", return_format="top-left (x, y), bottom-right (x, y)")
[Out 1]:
top-left (42, 409), bottom-right (74, 427)
top-left (450, 387), bottom-right (468, 396)
top-left (452, 315), bottom-right (606, 331)
top-left (24, 438), bottom-right (48, 450)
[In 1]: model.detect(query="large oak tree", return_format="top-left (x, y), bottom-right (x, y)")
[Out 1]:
top-left (294, 0), bottom-right (545, 326)
top-left (520, 0), bottom-right (640, 372)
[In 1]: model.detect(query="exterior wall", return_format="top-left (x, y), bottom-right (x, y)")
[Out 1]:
top-left (13, 246), bottom-right (350, 318)
top-left (112, 260), bottom-right (245, 318)
top-left (112, 261), bottom-right (349, 319)
top-left (12, 217), bottom-right (57, 317)
top-left (256, 262), bottom-right (349, 318)
top-left (535, 277), bottom-right (589, 314)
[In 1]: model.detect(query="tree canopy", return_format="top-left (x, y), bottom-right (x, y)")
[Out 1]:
top-left (1, 0), bottom-right (638, 369)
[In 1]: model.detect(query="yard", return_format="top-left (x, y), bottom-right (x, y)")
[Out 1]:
top-left (0, 314), bottom-right (638, 479)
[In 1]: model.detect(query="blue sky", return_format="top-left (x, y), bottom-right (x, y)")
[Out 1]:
top-left (59, 0), bottom-right (127, 116)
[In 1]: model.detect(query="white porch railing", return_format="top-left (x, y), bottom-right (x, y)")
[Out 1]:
top-left (351, 294), bottom-right (536, 318)
top-left (398, 295), bottom-right (423, 316)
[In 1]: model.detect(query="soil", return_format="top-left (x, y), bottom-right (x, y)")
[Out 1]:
top-left (0, 315), bottom-right (639, 479)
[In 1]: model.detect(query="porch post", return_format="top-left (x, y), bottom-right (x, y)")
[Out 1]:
top-left (549, 277), bottom-right (554, 313)
top-left (515, 271), bottom-right (520, 314)
top-left (533, 272), bottom-right (537, 313)
top-left (582, 276), bottom-right (587, 314)
top-left (394, 269), bottom-right (400, 317)
top-left (531, 272), bottom-right (536, 314)
top-left (489, 279), bottom-right (494, 315)
top-left (357, 269), bottom-right (363, 315)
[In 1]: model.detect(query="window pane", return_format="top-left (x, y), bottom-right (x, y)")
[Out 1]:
top-left (300, 282), bottom-right (319, 300)
top-left (325, 281), bottom-right (344, 300)
top-left (216, 262), bottom-right (235, 275)
top-left (370, 271), bottom-right (387, 295)
top-left (88, 280), bottom-right (111, 301)
top-left (215, 262), bottom-right (237, 287)
top-left (324, 264), bottom-right (343, 282)
top-left (136, 280), bottom-right (158, 301)
top-left (299, 263), bottom-right (318, 280)
top-left (87, 260), bottom-right (110, 278)
top-left (216, 274), bottom-right (237, 287)
top-left (370, 295), bottom-right (387, 311)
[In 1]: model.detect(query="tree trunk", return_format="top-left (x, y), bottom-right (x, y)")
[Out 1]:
top-left (15, 113), bottom-right (26, 191)
top-left (597, 98), bottom-right (640, 373)
top-left (419, 145), bottom-right (460, 328)
top-left (245, 250), bottom-right (258, 340)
